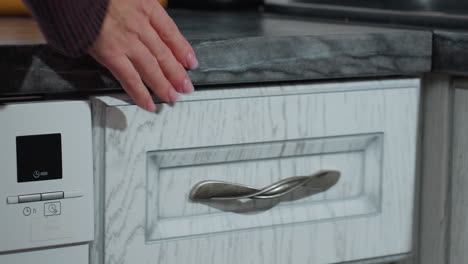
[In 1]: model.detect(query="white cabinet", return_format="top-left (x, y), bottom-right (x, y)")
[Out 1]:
top-left (91, 79), bottom-right (420, 264)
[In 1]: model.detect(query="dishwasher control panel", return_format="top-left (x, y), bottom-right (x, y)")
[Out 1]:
top-left (0, 101), bottom-right (94, 254)
top-left (6, 190), bottom-right (84, 204)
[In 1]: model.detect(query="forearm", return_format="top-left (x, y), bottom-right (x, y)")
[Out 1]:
top-left (23, 0), bottom-right (109, 57)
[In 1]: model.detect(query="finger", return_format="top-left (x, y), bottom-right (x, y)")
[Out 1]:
top-left (149, 4), bottom-right (198, 69)
top-left (90, 50), bottom-right (156, 112)
top-left (126, 40), bottom-right (180, 103)
top-left (140, 25), bottom-right (194, 94)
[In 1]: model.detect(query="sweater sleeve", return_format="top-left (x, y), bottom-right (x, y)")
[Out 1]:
top-left (23, 0), bottom-right (109, 57)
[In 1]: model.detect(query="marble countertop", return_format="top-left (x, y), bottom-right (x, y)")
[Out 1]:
top-left (0, 9), bottom-right (433, 97)
top-left (433, 30), bottom-right (468, 76)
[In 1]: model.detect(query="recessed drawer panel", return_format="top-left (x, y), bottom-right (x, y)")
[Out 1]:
top-left (147, 134), bottom-right (382, 241)
top-left (92, 79), bottom-right (419, 264)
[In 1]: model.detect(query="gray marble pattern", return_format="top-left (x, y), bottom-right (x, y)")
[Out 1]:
top-left (91, 78), bottom-right (419, 264)
top-left (0, 9), bottom-right (432, 97)
top-left (433, 30), bottom-right (468, 76)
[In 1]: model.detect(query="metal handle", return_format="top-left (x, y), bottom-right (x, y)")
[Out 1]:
top-left (189, 170), bottom-right (340, 201)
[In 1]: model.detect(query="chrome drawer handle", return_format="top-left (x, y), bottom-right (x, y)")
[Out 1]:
top-left (189, 170), bottom-right (340, 201)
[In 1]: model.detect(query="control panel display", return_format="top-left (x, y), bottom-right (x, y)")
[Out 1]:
top-left (16, 134), bottom-right (63, 182)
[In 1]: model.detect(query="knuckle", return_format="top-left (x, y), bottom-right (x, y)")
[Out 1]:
top-left (160, 57), bottom-right (187, 79)
top-left (138, 0), bottom-right (156, 17)
top-left (123, 17), bottom-right (147, 37)
top-left (145, 59), bottom-right (161, 77)
top-left (157, 51), bottom-right (173, 65)
top-left (159, 22), bottom-right (180, 40)
top-left (167, 22), bottom-right (179, 33)
top-left (174, 40), bottom-right (193, 61)
top-left (124, 74), bottom-right (142, 89)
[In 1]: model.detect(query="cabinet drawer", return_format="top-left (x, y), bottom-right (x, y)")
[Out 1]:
top-left (92, 79), bottom-right (419, 264)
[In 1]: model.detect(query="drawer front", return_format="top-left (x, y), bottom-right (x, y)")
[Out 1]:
top-left (92, 79), bottom-right (419, 264)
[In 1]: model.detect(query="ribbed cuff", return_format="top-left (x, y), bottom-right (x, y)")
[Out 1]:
top-left (23, 0), bottom-right (109, 57)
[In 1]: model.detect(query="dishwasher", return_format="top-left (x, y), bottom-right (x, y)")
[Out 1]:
top-left (0, 100), bottom-right (94, 264)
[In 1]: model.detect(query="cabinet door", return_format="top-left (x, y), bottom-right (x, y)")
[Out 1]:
top-left (92, 79), bottom-right (419, 264)
top-left (449, 82), bottom-right (468, 264)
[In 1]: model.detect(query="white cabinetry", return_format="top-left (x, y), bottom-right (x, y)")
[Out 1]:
top-left (91, 79), bottom-right (419, 264)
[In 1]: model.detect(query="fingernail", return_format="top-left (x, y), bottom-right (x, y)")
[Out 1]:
top-left (186, 52), bottom-right (199, 70)
top-left (183, 79), bottom-right (194, 93)
top-left (169, 88), bottom-right (180, 103)
top-left (145, 98), bottom-right (156, 112)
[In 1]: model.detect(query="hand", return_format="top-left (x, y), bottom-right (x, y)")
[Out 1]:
top-left (88, 0), bottom-right (198, 112)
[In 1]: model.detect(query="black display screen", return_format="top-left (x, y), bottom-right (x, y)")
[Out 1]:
top-left (16, 134), bottom-right (63, 182)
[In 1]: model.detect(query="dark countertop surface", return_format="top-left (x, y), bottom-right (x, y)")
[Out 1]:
top-left (433, 30), bottom-right (468, 76)
top-left (0, 9), bottom-right (443, 97)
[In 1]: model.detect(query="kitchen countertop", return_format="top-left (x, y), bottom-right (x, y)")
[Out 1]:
top-left (433, 30), bottom-right (468, 76)
top-left (0, 9), bottom-right (434, 97)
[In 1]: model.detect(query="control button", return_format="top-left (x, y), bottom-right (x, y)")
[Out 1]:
top-left (44, 202), bottom-right (61, 216)
top-left (7, 196), bottom-right (19, 204)
top-left (18, 194), bottom-right (41, 203)
top-left (64, 190), bottom-right (83, 199)
top-left (41, 191), bottom-right (64, 201)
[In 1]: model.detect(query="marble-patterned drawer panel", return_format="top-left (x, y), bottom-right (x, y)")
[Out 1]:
top-left (91, 79), bottom-right (419, 264)
top-left (146, 134), bottom-right (382, 241)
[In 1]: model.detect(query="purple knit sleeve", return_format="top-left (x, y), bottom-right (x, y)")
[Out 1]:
top-left (23, 0), bottom-right (109, 57)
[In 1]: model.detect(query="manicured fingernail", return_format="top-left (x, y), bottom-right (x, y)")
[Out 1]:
top-left (186, 52), bottom-right (199, 70)
top-left (183, 79), bottom-right (194, 93)
top-left (145, 98), bottom-right (156, 112)
top-left (169, 88), bottom-right (179, 103)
